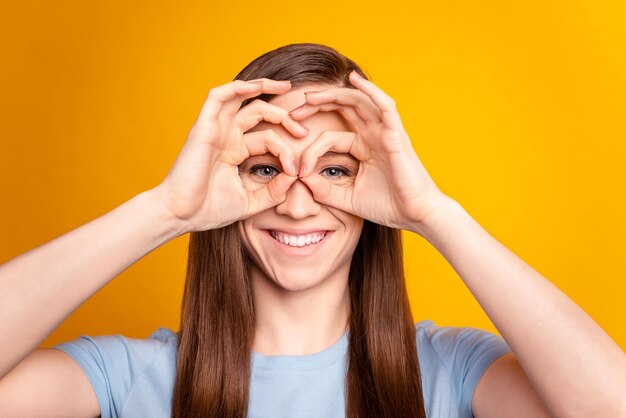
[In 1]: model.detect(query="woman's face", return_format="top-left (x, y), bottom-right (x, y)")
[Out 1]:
top-left (237, 83), bottom-right (364, 292)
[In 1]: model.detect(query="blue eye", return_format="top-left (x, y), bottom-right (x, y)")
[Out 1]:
top-left (250, 164), bottom-right (280, 178)
top-left (320, 167), bottom-right (352, 179)
top-left (248, 164), bottom-right (353, 180)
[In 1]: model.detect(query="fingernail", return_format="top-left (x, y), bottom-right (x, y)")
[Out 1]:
top-left (299, 163), bottom-right (307, 177)
top-left (291, 162), bottom-right (297, 175)
top-left (289, 107), bottom-right (303, 116)
top-left (296, 123), bottom-right (309, 136)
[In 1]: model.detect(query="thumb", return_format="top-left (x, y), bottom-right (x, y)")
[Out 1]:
top-left (247, 173), bottom-right (298, 215)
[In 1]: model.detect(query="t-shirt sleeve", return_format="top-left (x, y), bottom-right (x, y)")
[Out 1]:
top-left (50, 329), bottom-right (170, 418)
top-left (417, 321), bottom-right (512, 417)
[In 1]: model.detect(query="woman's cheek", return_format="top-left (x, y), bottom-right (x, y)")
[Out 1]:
top-left (239, 174), bottom-right (269, 192)
top-left (340, 178), bottom-right (356, 187)
top-left (322, 175), bottom-right (355, 188)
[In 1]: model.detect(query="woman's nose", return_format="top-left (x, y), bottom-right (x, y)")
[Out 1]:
top-left (274, 179), bottom-right (321, 219)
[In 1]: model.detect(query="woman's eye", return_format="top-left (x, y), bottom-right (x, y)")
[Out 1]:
top-left (247, 164), bottom-right (353, 181)
top-left (250, 164), bottom-right (280, 179)
top-left (320, 166), bottom-right (352, 179)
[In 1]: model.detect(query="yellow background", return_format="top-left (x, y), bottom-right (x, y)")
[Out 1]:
top-left (0, 1), bottom-right (624, 350)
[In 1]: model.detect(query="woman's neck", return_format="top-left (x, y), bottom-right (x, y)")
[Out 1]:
top-left (250, 265), bottom-right (351, 356)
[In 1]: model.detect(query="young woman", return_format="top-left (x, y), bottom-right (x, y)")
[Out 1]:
top-left (0, 43), bottom-right (624, 418)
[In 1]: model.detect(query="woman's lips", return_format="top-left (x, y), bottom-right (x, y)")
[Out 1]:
top-left (263, 229), bottom-right (333, 256)
top-left (269, 230), bottom-right (326, 246)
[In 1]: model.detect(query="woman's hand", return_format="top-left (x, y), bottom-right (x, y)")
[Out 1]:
top-left (289, 71), bottom-right (450, 234)
top-left (153, 78), bottom-right (309, 233)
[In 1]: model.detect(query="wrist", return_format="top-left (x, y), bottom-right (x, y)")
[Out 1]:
top-left (141, 186), bottom-right (191, 238)
top-left (409, 193), bottom-right (465, 241)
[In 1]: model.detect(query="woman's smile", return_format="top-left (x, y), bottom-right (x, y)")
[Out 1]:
top-left (263, 229), bottom-right (334, 257)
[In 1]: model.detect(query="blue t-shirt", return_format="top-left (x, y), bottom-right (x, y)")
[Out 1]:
top-left (51, 320), bottom-right (511, 418)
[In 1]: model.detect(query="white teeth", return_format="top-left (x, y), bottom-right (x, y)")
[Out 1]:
top-left (270, 231), bottom-right (327, 247)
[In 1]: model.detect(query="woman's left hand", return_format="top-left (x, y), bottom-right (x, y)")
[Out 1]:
top-left (289, 71), bottom-right (449, 234)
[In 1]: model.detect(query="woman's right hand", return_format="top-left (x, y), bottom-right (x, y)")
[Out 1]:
top-left (152, 78), bottom-right (308, 234)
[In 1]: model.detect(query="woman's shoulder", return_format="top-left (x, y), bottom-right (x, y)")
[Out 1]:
top-left (53, 326), bottom-right (178, 355)
top-left (51, 327), bottom-right (179, 417)
top-left (51, 326), bottom-right (179, 385)
top-left (147, 327), bottom-right (178, 345)
top-left (414, 319), bottom-right (510, 364)
top-left (413, 320), bottom-right (512, 416)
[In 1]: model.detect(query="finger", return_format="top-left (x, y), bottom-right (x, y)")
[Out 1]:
top-left (299, 175), bottom-right (354, 213)
top-left (347, 71), bottom-right (404, 129)
top-left (243, 129), bottom-right (299, 176)
top-left (299, 131), bottom-right (364, 177)
top-left (234, 99), bottom-right (309, 139)
top-left (292, 87), bottom-right (381, 123)
top-left (247, 172), bottom-right (298, 215)
top-left (197, 79), bottom-right (292, 122)
top-left (288, 101), bottom-right (364, 130)
top-left (220, 78), bottom-right (297, 116)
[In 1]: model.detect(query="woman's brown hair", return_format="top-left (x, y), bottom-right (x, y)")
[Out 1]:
top-left (171, 43), bottom-right (427, 418)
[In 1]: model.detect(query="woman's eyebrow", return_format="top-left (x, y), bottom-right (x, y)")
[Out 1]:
top-left (318, 151), bottom-right (358, 162)
top-left (245, 153), bottom-right (279, 160)
top-left (248, 151), bottom-right (356, 160)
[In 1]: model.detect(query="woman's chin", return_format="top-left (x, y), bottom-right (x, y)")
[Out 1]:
top-left (248, 257), bottom-right (342, 293)
top-left (270, 274), bottom-right (326, 292)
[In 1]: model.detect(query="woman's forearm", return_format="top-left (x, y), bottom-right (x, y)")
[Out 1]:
top-left (413, 195), bottom-right (626, 418)
top-left (0, 187), bottom-right (185, 380)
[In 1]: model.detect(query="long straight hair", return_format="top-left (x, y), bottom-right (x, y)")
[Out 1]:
top-left (171, 43), bottom-right (427, 418)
